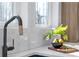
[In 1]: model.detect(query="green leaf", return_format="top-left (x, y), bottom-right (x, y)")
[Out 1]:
top-left (63, 34), bottom-right (68, 41)
top-left (53, 24), bottom-right (68, 34)
top-left (43, 24), bottom-right (68, 41)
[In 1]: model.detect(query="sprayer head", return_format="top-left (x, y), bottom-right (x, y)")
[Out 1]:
top-left (19, 25), bottom-right (23, 35)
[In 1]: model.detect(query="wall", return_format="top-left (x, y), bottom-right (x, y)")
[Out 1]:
top-left (0, 2), bottom-right (60, 57)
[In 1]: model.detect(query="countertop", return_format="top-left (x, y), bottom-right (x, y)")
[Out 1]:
top-left (8, 42), bottom-right (79, 57)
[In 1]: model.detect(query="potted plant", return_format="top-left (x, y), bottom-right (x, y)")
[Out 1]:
top-left (44, 24), bottom-right (68, 48)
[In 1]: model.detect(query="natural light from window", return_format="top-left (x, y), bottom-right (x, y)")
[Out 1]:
top-left (0, 2), bottom-right (13, 22)
top-left (35, 2), bottom-right (48, 26)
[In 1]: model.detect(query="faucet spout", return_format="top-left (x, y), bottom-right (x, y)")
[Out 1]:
top-left (2, 16), bottom-right (23, 57)
top-left (16, 16), bottom-right (23, 35)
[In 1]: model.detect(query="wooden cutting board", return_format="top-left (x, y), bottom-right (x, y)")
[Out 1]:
top-left (48, 46), bottom-right (79, 53)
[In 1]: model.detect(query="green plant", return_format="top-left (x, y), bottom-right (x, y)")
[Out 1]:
top-left (44, 24), bottom-right (68, 42)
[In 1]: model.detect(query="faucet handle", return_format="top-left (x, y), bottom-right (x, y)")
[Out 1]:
top-left (13, 39), bottom-right (14, 47)
top-left (7, 39), bottom-right (14, 51)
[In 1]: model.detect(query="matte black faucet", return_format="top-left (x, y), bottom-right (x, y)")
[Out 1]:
top-left (2, 16), bottom-right (23, 57)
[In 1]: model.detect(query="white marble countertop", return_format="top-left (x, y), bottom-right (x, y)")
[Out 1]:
top-left (8, 42), bottom-right (79, 57)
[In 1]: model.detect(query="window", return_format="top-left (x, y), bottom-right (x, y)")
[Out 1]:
top-left (35, 2), bottom-right (48, 25)
top-left (0, 2), bottom-right (14, 22)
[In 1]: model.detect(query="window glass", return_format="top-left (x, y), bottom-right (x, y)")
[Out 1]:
top-left (0, 2), bottom-right (13, 22)
top-left (35, 2), bottom-right (48, 25)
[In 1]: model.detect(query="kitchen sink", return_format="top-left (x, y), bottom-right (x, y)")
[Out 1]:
top-left (28, 54), bottom-right (47, 57)
top-left (23, 52), bottom-right (60, 57)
